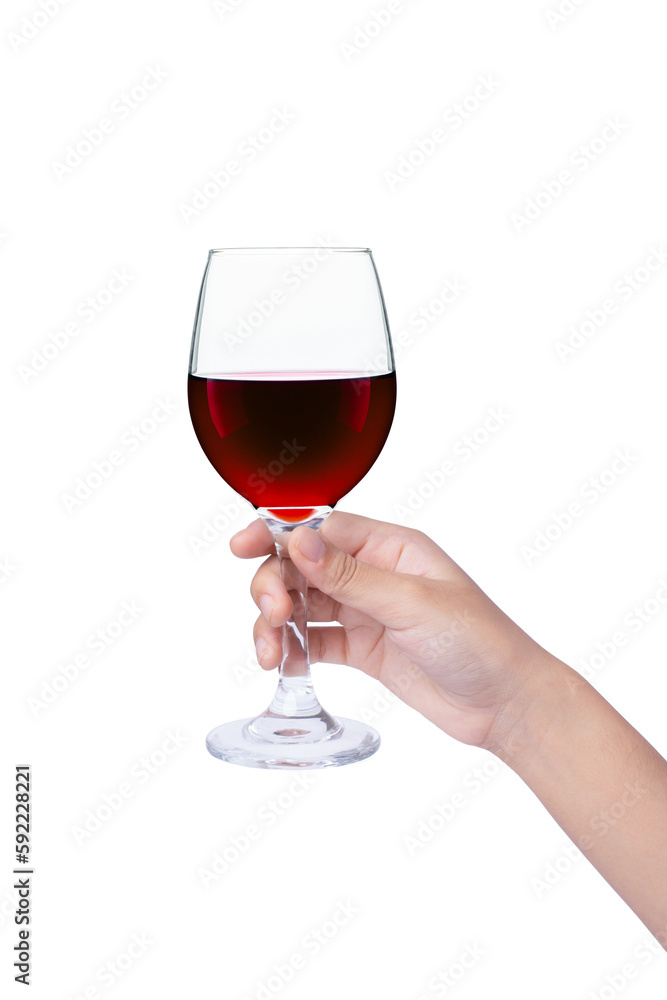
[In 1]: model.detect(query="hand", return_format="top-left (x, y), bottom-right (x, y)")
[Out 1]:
top-left (232, 511), bottom-right (667, 939)
top-left (230, 511), bottom-right (551, 751)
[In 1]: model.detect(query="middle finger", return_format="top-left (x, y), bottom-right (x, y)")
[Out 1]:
top-left (250, 556), bottom-right (343, 625)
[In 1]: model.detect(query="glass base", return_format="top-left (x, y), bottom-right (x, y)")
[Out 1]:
top-left (206, 715), bottom-right (381, 769)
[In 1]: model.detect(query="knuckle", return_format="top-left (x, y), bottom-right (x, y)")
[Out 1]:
top-left (328, 550), bottom-right (360, 594)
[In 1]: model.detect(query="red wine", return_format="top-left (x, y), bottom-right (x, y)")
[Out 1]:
top-left (188, 372), bottom-right (396, 517)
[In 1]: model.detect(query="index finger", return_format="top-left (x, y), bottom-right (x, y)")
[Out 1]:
top-left (230, 509), bottom-right (389, 560)
top-left (229, 518), bottom-right (274, 558)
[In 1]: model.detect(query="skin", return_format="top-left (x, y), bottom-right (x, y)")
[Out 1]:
top-left (231, 511), bottom-right (667, 945)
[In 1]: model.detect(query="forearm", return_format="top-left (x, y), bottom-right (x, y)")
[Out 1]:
top-left (489, 651), bottom-right (667, 945)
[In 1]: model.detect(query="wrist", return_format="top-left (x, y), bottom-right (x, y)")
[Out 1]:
top-left (482, 644), bottom-right (591, 770)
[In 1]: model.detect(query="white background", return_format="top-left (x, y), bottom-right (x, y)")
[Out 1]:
top-left (2, 0), bottom-right (667, 997)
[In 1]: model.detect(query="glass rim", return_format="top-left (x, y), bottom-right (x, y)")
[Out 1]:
top-left (208, 246), bottom-right (372, 255)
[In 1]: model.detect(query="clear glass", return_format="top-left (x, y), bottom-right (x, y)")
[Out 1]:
top-left (188, 247), bottom-right (395, 768)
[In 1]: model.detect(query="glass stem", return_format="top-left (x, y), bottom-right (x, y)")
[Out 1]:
top-left (268, 522), bottom-right (320, 717)
top-left (247, 509), bottom-right (339, 742)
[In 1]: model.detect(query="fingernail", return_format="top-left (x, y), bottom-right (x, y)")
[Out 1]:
top-left (255, 637), bottom-right (268, 663)
top-left (297, 527), bottom-right (326, 562)
top-left (259, 594), bottom-right (275, 624)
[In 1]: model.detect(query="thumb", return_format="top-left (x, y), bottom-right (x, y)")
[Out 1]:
top-left (289, 525), bottom-right (416, 627)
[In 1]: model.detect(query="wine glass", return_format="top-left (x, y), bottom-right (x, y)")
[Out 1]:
top-left (188, 247), bottom-right (396, 768)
